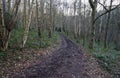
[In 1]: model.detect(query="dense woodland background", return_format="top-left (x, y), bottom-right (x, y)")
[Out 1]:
top-left (0, 0), bottom-right (120, 77)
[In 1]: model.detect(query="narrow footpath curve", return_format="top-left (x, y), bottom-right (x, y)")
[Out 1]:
top-left (11, 34), bottom-right (110, 78)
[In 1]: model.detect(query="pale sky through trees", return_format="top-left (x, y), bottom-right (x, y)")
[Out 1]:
top-left (61, 0), bottom-right (119, 5)
top-left (60, 0), bottom-right (120, 15)
top-left (14, 0), bottom-right (120, 16)
top-left (60, 0), bottom-right (89, 15)
top-left (61, 0), bottom-right (88, 4)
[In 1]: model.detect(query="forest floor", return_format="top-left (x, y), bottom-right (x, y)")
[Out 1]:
top-left (1, 34), bottom-right (111, 78)
top-left (0, 41), bottom-right (60, 78)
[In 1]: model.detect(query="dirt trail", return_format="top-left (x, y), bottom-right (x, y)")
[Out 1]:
top-left (11, 34), bottom-right (110, 78)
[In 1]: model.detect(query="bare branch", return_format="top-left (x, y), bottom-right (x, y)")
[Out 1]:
top-left (94, 4), bottom-right (120, 23)
top-left (98, 1), bottom-right (108, 11)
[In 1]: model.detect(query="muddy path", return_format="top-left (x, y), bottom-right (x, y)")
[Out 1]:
top-left (11, 34), bottom-right (110, 78)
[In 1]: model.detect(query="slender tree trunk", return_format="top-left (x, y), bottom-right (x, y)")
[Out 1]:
top-left (98, 16), bottom-right (103, 44)
top-left (2, 0), bottom-right (6, 12)
top-left (36, 0), bottom-right (39, 32)
top-left (89, 0), bottom-right (98, 49)
top-left (4, 0), bottom-right (21, 50)
top-left (98, 1), bottom-right (106, 44)
top-left (104, 13), bottom-right (111, 48)
top-left (0, 1), bottom-right (5, 50)
top-left (73, 0), bottom-right (77, 39)
top-left (7, 0), bottom-right (11, 12)
top-left (104, 0), bottom-right (113, 48)
top-left (36, 0), bottom-right (41, 47)
top-left (38, 0), bottom-right (44, 43)
top-left (89, 8), bottom-right (96, 49)
top-left (23, 0), bottom-right (27, 28)
top-left (48, 0), bottom-right (53, 38)
top-left (22, 0), bottom-right (34, 48)
top-left (52, 5), bottom-right (56, 32)
top-left (83, 0), bottom-right (86, 46)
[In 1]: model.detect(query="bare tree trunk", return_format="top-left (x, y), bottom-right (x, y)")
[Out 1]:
top-left (4, 0), bottom-right (21, 50)
top-left (2, 0), bottom-right (6, 12)
top-left (0, 0), bottom-right (5, 51)
top-left (104, 13), bottom-right (111, 48)
top-left (36, 0), bottom-right (39, 32)
top-left (89, 0), bottom-right (98, 49)
top-left (98, 16), bottom-right (103, 44)
top-left (22, 0), bottom-right (34, 48)
top-left (36, 0), bottom-right (41, 47)
top-left (23, 0), bottom-right (27, 28)
top-left (52, 8), bottom-right (56, 32)
top-left (83, 0), bottom-right (86, 46)
top-left (48, 0), bottom-right (53, 38)
top-left (73, 0), bottom-right (77, 39)
top-left (98, 1), bottom-right (106, 44)
top-left (90, 9), bottom-right (96, 49)
top-left (7, 0), bottom-right (11, 12)
top-left (38, 0), bottom-right (45, 43)
top-left (104, 0), bottom-right (113, 48)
